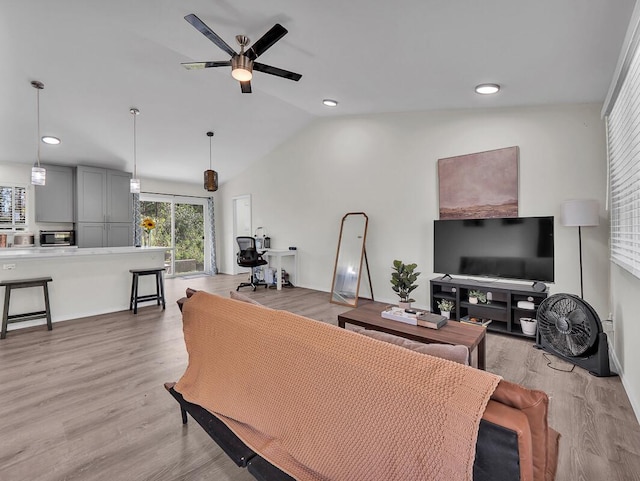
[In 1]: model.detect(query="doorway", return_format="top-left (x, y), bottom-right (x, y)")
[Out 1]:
top-left (233, 195), bottom-right (251, 274)
top-left (140, 195), bottom-right (208, 277)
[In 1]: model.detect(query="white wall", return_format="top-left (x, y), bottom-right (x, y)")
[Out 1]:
top-left (610, 264), bottom-right (640, 420)
top-left (218, 103), bottom-right (610, 317)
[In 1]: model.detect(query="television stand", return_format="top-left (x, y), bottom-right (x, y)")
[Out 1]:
top-left (430, 277), bottom-right (548, 338)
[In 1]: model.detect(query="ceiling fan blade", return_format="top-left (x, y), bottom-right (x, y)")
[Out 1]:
top-left (254, 62), bottom-right (302, 81)
top-left (240, 81), bottom-right (252, 93)
top-left (181, 61), bottom-right (231, 70)
top-left (245, 24), bottom-right (288, 60)
top-left (184, 14), bottom-right (237, 57)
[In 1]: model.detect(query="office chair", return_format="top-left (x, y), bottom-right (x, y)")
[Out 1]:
top-left (236, 236), bottom-right (269, 291)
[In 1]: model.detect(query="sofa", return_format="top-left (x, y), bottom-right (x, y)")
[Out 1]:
top-left (166, 290), bottom-right (559, 481)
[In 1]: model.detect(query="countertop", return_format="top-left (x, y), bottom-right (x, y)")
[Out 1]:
top-left (0, 246), bottom-right (169, 260)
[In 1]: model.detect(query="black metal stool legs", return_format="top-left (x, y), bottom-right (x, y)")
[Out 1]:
top-left (129, 268), bottom-right (166, 314)
top-left (0, 277), bottom-right (53, 339)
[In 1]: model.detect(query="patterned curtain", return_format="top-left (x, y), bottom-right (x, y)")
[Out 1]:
top-left (207, 196), bottom-right (218, 275)
top-left (132, 193), bottom-right (141, 246)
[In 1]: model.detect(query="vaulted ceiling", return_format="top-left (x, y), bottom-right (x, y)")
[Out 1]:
top-left (0, 0), bottom-right (635, 186)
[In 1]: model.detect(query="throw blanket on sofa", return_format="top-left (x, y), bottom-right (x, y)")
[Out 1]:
top-left (175, 292), bottom-right (501, 481)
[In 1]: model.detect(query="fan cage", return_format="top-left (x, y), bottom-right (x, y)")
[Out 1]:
top-left (537, 294), bottom-right (600, 357)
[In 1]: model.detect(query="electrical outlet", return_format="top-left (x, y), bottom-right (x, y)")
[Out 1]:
top-left (3, 263), bottom-right (15, 270)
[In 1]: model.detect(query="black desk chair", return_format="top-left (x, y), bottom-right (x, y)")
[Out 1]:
top-left (236, 236), bottom-right (268, 291)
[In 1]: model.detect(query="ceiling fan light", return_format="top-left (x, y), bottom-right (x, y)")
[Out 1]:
top-left (475, 83), bottom-right (500, 95)
top-left (231, 55), bottom-right (253, 81)
top-left (232, 68), bottom-right (253, 81)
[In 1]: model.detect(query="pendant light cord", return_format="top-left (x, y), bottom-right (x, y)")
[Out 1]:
top-left (133, 112), bottom-right (137, 178)
top-left (130, 108), bottom-right (139, 178)
top-left (36, 87), bottom-right (41, 168)
top-left (209, 135), bottom-right (212, 170)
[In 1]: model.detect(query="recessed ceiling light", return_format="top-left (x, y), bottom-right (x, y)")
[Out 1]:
top-left (475, 84), bottom-right (500, 95)
top-left (322, 99), bottom-right (338, 107)
top-left (41, 136), bottom-right (61, 145)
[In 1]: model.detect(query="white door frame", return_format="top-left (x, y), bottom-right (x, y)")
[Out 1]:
top-left (232, 194), bottom-right (252, 275)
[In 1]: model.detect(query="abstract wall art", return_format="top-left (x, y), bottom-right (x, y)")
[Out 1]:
top-left (438, 146), bottom-right (519, 219)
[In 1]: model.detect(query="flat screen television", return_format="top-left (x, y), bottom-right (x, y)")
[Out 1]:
top-left (433, 216), bottom-right (554, 282)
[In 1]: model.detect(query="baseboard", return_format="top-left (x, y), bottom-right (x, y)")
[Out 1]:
top-left (608, 337), bottom-right (640, 425)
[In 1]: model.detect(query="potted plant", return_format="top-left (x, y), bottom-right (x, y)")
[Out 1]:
top-left (390, 260), bottom-right (420, 309)
top-left (468, 290), bottom-right (487, 304)
top-left (436, 299), bottom-right (455, 319)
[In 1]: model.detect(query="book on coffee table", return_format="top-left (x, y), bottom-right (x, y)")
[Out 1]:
top-left (416, 312), bottom-right (448, 329)
top-left (381, 308), bottom-right (448, 329)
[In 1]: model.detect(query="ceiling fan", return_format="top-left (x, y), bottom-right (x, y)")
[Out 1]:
top-left (182, 14), bottom-right (302, 93)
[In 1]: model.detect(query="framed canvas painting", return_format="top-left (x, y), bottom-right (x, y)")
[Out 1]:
top-left (438, 146), bottom-right (519, 219)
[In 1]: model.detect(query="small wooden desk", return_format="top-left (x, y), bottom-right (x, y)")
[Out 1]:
top-left (263, 249), bottom-right (297, 290)
top-left (338, 301), bottom-right (487, 370)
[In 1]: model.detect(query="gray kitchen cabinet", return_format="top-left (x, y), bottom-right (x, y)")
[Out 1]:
top-left (76, 166), bottom-right (132, 223)
top-left (107, 170), bottom-right (133, 223)
top-left (106, 223), bottom-right (133, 246)
top-left (76, 166), bottom-right (133, 247)
top-left (34, 164), bottom-right (74, 223)
top-left (76, 222), bottom-right (133, 248)
top-left (76, 223), bottom-right (105, 248)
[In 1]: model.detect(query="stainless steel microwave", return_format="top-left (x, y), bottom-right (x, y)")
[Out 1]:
top-left (40, 230), bottom-right (75, 247)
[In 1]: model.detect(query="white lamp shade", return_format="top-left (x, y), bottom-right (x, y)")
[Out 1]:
top-left (561, 199), bottom-right (599, 227)
top-left (31, 166), bottom-right (46, 186)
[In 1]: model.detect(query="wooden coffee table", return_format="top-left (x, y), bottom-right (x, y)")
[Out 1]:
top-left (338, 301), bottom-right (487, 370)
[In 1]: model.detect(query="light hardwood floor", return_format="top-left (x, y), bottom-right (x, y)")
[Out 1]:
top-left (1, 274), bottom-right (639, 481)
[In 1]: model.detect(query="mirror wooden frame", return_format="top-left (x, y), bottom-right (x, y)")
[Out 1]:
top-left (330, 212), bottom-right (373, 307)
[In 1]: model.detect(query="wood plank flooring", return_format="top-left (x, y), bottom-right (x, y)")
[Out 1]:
top-left (1, 274), bottom-right (639, 481)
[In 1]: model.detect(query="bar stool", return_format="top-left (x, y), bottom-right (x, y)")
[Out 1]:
top-left (0, 277), bottom-right (53, 339)
top-left (129, 268), bottom-right (166, 314)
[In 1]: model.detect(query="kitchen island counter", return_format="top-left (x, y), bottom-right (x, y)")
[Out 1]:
top-left (0, 246), bottom-right (169, 335)
top-left (0, 246), bottom-right (167, 259)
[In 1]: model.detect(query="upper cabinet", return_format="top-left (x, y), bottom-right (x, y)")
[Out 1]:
top-left (76, 166), bottom-right (132, 223)
top-left (34, 164), bottom-right (75, 223)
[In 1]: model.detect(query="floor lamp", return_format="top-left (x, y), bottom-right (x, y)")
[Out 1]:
top-left (561, 199), bottom-right (599, 298)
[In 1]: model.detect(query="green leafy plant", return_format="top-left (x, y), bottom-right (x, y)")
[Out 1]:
top-left (468, 290), bottom-right (487, 304)
top-left (390, 260), bottom-right (421, 303)
top-left (437, 299), bottom-right (455, 312)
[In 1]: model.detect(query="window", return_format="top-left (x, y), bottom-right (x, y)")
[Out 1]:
top-left (0, 186), bottom-right (27, 228)
top-left (605, 16), bottom-right (640, 280)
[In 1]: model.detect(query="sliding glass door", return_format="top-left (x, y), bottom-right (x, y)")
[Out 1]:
top-left (174, 202), bottom-right (205, 274)
top-left (140, 195), bottom-right (208, 277)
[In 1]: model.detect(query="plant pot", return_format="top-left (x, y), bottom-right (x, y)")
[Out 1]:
top-left (520, 317), bottom-right (537, 336)
top-left (441, 311), bottom-right (451, 320)
top-left (398, 301), bottom-right (412, 310)
top-left (469, 297), bottom-right (478, 304)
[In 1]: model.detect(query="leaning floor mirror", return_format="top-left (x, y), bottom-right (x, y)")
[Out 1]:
top-left (330, 212), bottom-right (373, 307)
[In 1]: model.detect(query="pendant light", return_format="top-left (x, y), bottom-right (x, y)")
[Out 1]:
top-left (31, 81), bottom-right (46, 186)
top-left (204, 131), bottom-right (218, 192)
top-left (130, 108), bottom-right (141, 193)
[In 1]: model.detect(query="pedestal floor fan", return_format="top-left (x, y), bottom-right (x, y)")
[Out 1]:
top-left (535, 293), bottom-right (614, 377)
